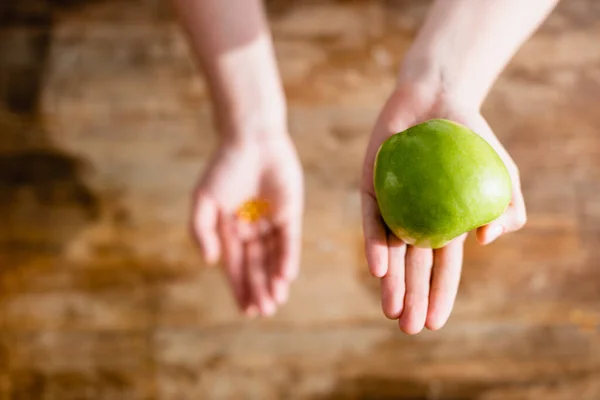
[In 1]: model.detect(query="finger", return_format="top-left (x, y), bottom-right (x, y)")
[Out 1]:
top-left (465, 114), bottom-right (527, 245)
top-left (381, 233), bottom-right (406, 319)
top-left (399, 246), bottom-right (433, 335)
top-left (193, 195), bottom-right (221, 265)
top-left (477, 185), bottom-right (527, 245)
top-left (274, 217), bottom-right (302, 281)
top-left (238, 218), bottom-right (270, 316)
top-left (361, 192), bottom-right (389, 277)
top-left (218, 214), bottom-right (250, 314)
top-left (244, 237), bottom-right (276, 316)
top-left (426, 236), bottom-right (465, 331)
top-left (266, 230), bottom-right (289, 305)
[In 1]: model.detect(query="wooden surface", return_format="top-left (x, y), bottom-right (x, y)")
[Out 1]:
top-left (0, 0), bottom-right (599, 398)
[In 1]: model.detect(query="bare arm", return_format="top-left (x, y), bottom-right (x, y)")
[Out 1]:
top-left (400, 0), bottom-right (559, 108)
top-left (170, 0), bottom-right (286, 143)
top-left (362, 0), bottom-right (559, 334)
top-left (171, 0), bottom-right (302, 317)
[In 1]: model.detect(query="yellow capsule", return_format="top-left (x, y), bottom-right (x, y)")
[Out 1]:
top-left (236, 198), bottom-right (271, 223)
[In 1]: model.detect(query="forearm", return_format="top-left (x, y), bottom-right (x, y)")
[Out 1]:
top-left (171, 0), bottom-right (286, 142)
top-left (400, 0), bottom-right (559, 108)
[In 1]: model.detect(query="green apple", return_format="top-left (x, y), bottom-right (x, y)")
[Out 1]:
top-left (373, 118), bottom-right (512, 249)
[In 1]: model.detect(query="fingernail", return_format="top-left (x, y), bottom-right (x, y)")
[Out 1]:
top-left (486, 225), bottom-right (504, 244)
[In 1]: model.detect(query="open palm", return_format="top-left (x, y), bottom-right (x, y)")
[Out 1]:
top-left (361, 86), bottom-right (527, 334)
top-left (193, 137), bottom-right (303, 317)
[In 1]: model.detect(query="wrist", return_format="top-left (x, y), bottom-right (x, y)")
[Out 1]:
top-left (215, 108), bottom-right (291, 150)
top-left (397, 0), bottom-right (557, 110)
top-left (210, 74), bottom-right (288, 145)
top-left (214, 105), bottom-right (288, 145)
top-left (397, 54), bottom-right (483, 112)
top-left (396, 0), bottom-right (501, 110)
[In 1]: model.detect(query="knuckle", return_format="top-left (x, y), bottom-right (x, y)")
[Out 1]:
top-left (429, 284), bottom-right (447, 300)
top-left (365, 236), bottom-right (385, 250)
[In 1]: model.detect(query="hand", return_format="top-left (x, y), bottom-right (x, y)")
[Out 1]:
top-left (192, 135), bottom-right (304, 317)
top-left (361, 84), bottom-right (527, 334)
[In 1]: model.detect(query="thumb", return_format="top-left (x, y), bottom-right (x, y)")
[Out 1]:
top-left (477, 189), bottom-right (527, 245)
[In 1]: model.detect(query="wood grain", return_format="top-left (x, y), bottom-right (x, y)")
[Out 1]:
top-left (0, 0), bottom-right (599, 398)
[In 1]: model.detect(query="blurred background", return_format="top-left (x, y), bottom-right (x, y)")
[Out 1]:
top-left (0, 0), bottom-right (599, 398)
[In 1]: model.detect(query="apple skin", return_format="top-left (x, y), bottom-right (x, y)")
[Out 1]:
top-left (373, 118), bottom-right (512, 249)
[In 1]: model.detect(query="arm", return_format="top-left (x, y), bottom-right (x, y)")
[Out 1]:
top-left (362, 0), bottom-right (558, 334)
top-left (170, 0), bottom-right (286, 142)
top-left (400, 0), bottom-right (559, 108)
top-left (172, 0), bottom-right (303, 317)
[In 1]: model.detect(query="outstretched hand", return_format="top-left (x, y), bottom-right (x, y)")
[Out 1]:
top-left (361, 84), bottom-right (527, 334)
top-left (193, 136), bottom-right (304, 317)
